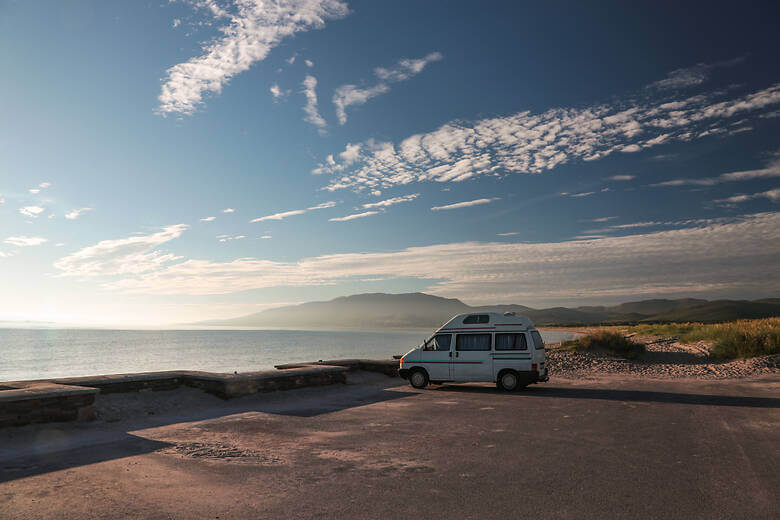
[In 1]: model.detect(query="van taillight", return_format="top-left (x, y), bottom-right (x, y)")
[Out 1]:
top-left (532, 363), bottom-right (537, 371)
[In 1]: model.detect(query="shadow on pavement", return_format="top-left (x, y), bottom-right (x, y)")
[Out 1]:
top-left (434, 384), bottom-right (780, 408)
top-left (0, 434), bottom-right (171, 484)
top-left (0, 380), bottom-right (417, 484)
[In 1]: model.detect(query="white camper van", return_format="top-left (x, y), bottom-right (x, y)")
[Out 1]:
top-left (398, 312), bottom-right (548, 391)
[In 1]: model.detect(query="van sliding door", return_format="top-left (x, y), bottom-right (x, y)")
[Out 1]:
top-left (453, 333), bottom-right (493, 381)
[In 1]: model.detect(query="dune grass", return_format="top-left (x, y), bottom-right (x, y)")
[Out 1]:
top-left (623, 318), bottom-right (779, 360)
top-left (561, 330), bottom-right (645, 359)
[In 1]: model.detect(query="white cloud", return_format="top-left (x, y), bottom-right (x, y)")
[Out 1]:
top-left (5, 236), bottom-right (48, 247)
top-left (29, 188), bottom-right (40, 194)
top-left (54, 225), bottom-right (187, 277)
top-left (333, 83), bottom-right (390, 125)
top-left (200, 216), bottom-right (217, 222)
top-left (608, 174), bottom-right (636, 181)
top-left (361, 193), bottom-right (419, 209)
top-left (19, 206), bottom-right (45, 218)
top-left (374, 52), bottom-right (443, 82)
top-left (329, 210), bottom-right (380, 222)
top-left (431, 197), bottom-right (500, 211)
top-left (260, 235), bottom-right (272, 239)
top-left (157, 0), bottom-right (348, 115)
top-left (714, 189), bottom-right (780, 205)
top-left (91, 213), bottom-right (780, 305)
top-left (39, 182), bottom-right (51, 188)
top-left (332, 52), bottom-right (442, 125)
top-left (496, 232), bottom-right (518, 236)
top-left (305, 59), bottom-right (314, 67)
top-left (286, 55), bottom-right (296, 65)
top-left (570, 192), bottom-right (595, 198)
top-left (222, 208), bottom-right (235, 213)
top-left (249, 200), bottom-right (336, 222)
top-left (315, 82), bottom-right (780, 191)
top-left (172, 18), bottom-right (181, 28)
top-left (218, 234), bottom-right (247, 242)
top-left (651, 155), bottom-right (780, 187)
top-left (65, 207), bottom-right (93, 220)
top-left (648, 64), bottom-right (711, 90)
top-left (592, 216), bottom-right (617, 222)
top-left (0, 195), bottom-right (5, 204)
top-left (647, 57), bottom-right (745, 90)
top-left (55, 243), bottom-right (65, 247)
top-left (270, 83), bottom-right (290, 101)
top-left (302, 75), bottom-right (327, 131)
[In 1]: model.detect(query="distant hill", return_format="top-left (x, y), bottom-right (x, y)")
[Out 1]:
top-left (199, 292), bottom-right (780, 330)
top-left (210, 293), bottom-right (470, 330)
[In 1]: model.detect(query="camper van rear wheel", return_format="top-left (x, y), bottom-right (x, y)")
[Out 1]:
top-left (409, 369), bottom-right (429, 389)
top-left (497, 370), bottom-right (519, 391)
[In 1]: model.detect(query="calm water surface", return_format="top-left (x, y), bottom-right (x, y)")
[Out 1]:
top-left (0, 328), bottom-right (577, 381)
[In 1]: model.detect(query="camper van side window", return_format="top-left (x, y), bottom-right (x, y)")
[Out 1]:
top-left (495, 333), bottom-right (528, 350)
top-left (434, 334), bottom-right (451, 351)
top-left (456, 334), bottom-right (492, 351)
top-left (463, 314), bottom-right (489, 324)
top-left (531, 331), bottom-right (545, 350)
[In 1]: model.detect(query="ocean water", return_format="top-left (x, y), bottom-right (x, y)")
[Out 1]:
top-left (0, 328), bottom-right (578, 382)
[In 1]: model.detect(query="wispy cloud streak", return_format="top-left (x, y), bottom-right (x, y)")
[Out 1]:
top-left (250, 201), bottom-right (336, 222)
top-left (333, 52), bottom-right (442, 124)
top-left (77, 213), bottom-right (780, 305)
top-left (157, 0), bottom-right (348, 115)
top-left (431, 197), bottom-right (499, 211)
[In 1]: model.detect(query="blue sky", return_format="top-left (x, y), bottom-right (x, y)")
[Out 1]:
top-left (0, 0), bottom-right (779, 325)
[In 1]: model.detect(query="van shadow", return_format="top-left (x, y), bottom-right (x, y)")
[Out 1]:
top-left (432, 384), bottom-right (780, 409)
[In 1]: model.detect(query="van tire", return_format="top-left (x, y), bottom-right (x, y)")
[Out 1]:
top-left (497, 370), bottom-right (520, 391)
top-left (409, 369), bottom-right (429, 389)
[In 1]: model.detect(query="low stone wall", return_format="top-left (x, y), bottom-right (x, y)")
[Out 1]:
top-left (182, 366), bottom-right (349, 399)
top-left (0, 359), bottom-right (398, 428)
top-left (0, 383), bottom-right (99, 428)
top-left (275, 359), bottom-right (399, 376)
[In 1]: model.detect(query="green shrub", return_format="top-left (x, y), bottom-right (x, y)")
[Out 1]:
top-left (561, 330), bottom-right (645, 359)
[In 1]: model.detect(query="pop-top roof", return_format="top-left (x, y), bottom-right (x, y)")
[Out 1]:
top-left (436, 312), bottom-right (534, 331)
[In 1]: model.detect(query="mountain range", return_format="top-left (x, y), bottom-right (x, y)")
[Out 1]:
top-left (200, 293), bottom-right (780, 330)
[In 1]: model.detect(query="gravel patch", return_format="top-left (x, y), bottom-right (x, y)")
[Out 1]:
top-left (547, 336), bottom-right (779, 379)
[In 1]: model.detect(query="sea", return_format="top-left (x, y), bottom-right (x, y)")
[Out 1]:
top-left (0, 328), bottom-right (578, 382)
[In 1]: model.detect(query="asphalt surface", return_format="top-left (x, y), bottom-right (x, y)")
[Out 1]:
top-left (1, 372), bottom-right (778, 519)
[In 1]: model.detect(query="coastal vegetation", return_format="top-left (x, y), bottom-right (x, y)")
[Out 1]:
top-left (624, 318), bottom-right (780, 360)
top-left (560, 330), bottom-right (646, 359)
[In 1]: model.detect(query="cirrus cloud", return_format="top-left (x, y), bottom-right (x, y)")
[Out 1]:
top-left (157, 0), bottom-right (349, 115)
top-left (75, 213), bottom-right (780, 307)
top-left (315, 81), bottom-right (780, 191)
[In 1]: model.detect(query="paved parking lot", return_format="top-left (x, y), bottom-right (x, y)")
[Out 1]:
top-left (1, 372), bottom-right (778, 519)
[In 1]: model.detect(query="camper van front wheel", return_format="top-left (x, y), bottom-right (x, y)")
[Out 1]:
top-left (409, 369), bottom-right (429, 389)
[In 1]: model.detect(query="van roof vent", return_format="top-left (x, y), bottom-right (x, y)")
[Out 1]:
top-left (503, 311), bottom-right (516, 316)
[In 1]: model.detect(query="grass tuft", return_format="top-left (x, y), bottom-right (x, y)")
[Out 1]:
top-left (624, 318), bottom-right (779, 360)
top-left (561, 330), bottom-right (645, 359)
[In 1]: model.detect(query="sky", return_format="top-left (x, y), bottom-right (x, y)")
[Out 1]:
top-left (0, 0), bottom-right (779, 326)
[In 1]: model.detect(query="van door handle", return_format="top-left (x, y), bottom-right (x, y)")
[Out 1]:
top-left (455, 352), bottom-right (459, 358)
